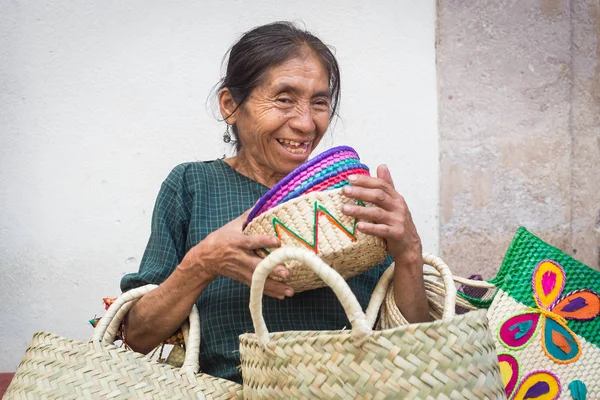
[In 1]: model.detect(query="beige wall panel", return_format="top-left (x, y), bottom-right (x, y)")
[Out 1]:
top-left (570, 0), bottom-right (600, 269)
top-left (438, 0), bottom-right (599, 276)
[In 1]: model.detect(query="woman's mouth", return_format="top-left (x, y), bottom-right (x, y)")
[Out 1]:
top-left (276, 139), bottom-right (311, 155)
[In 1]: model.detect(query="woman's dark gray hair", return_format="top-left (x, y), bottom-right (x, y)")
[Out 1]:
top-left (216, 21), bottom-right (341, 152)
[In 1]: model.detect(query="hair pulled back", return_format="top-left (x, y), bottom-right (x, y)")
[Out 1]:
top-left (217, 21), bottom-right (341, 152)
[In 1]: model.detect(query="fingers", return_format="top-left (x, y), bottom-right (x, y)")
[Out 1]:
top-left (341, 203), bottom-right (391, 224)
top-left (271, 264), bottom-right (291, 280)
top-left (263, 278), bottom-right (295, 299)
top-left (236, 270), bottom-right (294, 300)
top-left (376, 164), bottom-right (395, 188)
top-left (238, 255), bottom-right (294, 300)
top-left (243, 234), bottom-right (280, 250)
top-left (342, 202), bottom-right (406, 242)
top-left (355, 220), bottom-right (404, 241)
top-left (342, 185), bottom-right (398, 211)
top-left (347, 169), bottom-right (398, 198)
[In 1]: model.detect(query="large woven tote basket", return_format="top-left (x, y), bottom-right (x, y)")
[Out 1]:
top-left (4, 285), bottom-right (242, 399)
top-left (462, 228), bottom-right (600, 399)
top-left (239, 247), bottom-right (505, 399)
top-left (244, 188), bottom-right (387, 293)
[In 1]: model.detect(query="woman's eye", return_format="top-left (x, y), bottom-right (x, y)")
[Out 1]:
top-left (277, 98), bottom-right (292, 104)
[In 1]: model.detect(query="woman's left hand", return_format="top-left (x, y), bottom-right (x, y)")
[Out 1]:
top-left (341, 164), bottom-right (430, 323)
top-left (341, 164), bottom-right (422, 262)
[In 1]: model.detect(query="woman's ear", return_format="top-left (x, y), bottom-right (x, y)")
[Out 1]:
top-left (218, 88), bottom-right (238, 125)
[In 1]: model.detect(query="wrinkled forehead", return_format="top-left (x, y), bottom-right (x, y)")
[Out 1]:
top-left (258, 52), bottom-right (331, 96)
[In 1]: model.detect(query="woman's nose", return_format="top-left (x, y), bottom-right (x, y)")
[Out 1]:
top-left (289, 104), bottom-right (316, 134)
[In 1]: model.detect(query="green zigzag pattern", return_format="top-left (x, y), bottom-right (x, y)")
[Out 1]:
top-left (259, 199), bottom-right (366, 256)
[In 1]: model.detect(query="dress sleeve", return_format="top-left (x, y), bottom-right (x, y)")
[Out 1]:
top-left (120, 172), bottom-right (189, 292)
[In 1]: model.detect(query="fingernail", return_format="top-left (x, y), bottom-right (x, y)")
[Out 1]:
top-left (342, 204), bottom-right (350, 213)
top-left (285, 289), bottom-right (294, 297)
top-left (278, 266), bottom-right (289, 278)
top-left (271, 238), bottom-right (280, 246)
top-left (343, 186), bottom-right (351, 194)
top-left (348, 175), bottom-right (357, 182)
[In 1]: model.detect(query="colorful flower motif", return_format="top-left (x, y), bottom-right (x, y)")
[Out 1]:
top-left (498, 260), bottom-right (600, 364)
top-left (498, 353), bottom-right (562, 399)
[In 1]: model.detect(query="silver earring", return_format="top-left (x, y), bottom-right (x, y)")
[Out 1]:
top-left (223, 125), bottom-right (232, 143)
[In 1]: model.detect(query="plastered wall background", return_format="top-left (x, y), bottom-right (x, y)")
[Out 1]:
top-left (0, 1), bottom-right (438, 370)
top-left (2, 0), bottom-right (598, 374)
top-left (438, 0), bottom-right (600, 277)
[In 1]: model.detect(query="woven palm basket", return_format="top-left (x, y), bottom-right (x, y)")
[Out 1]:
top-left (378, 258), bottom-right (496, 328)
top-left (383, 228), bottom-right (600, 399)
top-left (247, 145), bottom-right (368, 222)
top-left (4, 285), bottom-right (242, 400)
top-left (482, 228), bottom-right (600, 399)
top-left (243, 188), bottom-right (387, 292)
top-left (239, 247), bottom-right (505, 399)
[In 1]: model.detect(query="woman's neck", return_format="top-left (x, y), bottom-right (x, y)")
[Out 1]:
top-left (224, 151), bottom-right (285, 188)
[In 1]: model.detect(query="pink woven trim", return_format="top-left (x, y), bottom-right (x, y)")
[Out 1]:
top-left (256, 151), bottom-right (359, 216)
top-left (246, 146), bottom-right (361, 225)
top-left (268, 151), bottom-right (356, 199)
top-left (299, 168), bottom-right (370, 196)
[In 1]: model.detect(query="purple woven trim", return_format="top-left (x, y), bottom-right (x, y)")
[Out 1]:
top-left (246, 146), bottom-right (358, 223)
top-left (273, 152), bottom-right (358, 199)
top-left (279, 162), bottom-right (369, 204)
top-left (254, 163), bottom-right (367, 219)
top-left (255, 155), bottom-right (360, 217)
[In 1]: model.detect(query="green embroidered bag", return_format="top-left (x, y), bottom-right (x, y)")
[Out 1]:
top-left (461, 227), bottom-right (600, 399)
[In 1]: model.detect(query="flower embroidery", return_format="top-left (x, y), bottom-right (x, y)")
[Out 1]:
top-left (498, 260), bottom-right (600, 364)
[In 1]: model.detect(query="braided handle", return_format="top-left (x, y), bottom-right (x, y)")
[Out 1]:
top-left (250, 247), bottom-right (372, 347)
top-left (90, 284), bottom-right (201, 374)
top-left (364, 252), bottom-right (458, 327)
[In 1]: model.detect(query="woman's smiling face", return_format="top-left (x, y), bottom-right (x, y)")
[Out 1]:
top-left (220, 50), bottom-right (332, 185)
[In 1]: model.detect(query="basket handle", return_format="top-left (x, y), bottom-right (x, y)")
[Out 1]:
top-left (364, 252), bottom-right (458, 327)
top-left (90, 284), bottom-right (201, 374)
top-left (250, 247), bottom-right (373, 347)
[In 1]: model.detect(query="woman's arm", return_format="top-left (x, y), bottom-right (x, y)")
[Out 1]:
top-left (390, 247), bottom-right (429, 323)
top-left (124, 254), bottom-right (214, 354)
top-left (341, 165), bottom-right (430, 323)
top-left (124, 212), bottom-right (294, 354)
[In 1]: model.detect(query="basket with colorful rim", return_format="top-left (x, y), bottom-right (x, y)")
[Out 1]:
top-left (458, 227), bottom-right (600, 400)
top-left (244, 187), bottom-right (387, 292)
top-left (243, 146), bottom-right (386, 292)
top-left (246, 146), bottom-right (370, 224)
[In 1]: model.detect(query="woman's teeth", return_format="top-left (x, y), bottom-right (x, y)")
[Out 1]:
top-left (277, 139), bottom-right (309, 154)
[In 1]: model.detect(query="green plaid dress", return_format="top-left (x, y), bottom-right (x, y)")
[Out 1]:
top-left (121, 159), bottom-right (392, 383)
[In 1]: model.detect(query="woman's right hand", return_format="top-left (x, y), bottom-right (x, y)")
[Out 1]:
top-left (183, 211), bottom-right (294, 299)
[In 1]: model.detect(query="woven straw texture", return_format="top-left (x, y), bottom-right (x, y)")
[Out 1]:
top-left (239, 247), bottom-right (505, 399)
top-left (377, 254), bottom-right (496, 329)
top-left (488, 289), bottom-right (600, 399)
top-left (247, 146), bottom-right (363, 222)
top-left (476, 227), bottom-right (600, 399)
top-left (244, 188), bottom-right (387, 292)
top-left (4, 285), bottom-right (242, 400)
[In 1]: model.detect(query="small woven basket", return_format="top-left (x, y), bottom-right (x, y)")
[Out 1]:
top-left (377, 258), bottom-right (497, 328)
top-left (4, 285), bottom-right (242, 399)
top-left (247, 146), bottom-right (368, 222)
top-left (243, 188), bottom-right (387, 292)
top-left (239, 247), bottom-right (505, 399)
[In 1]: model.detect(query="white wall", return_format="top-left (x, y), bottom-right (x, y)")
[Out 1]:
top-left (0, 1), bottom-right (437, 370)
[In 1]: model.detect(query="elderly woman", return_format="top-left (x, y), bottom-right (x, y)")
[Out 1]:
top-left (121, 21), bottom-right (429, 384)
